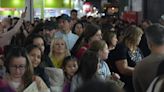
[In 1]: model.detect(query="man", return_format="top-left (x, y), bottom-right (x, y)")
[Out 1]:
top-left (43, 21), bottom-right (58, 54)
top-left (55, 14), bottom-right (79, 50)
top-left (70, 9), bottom-right (78, 29)
top-left (133, 24), bottom-right (164, 92)
top-left (70, 9), bottom-right (78, 21)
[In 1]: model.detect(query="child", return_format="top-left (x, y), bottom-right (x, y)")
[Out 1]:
top-left (62, 56), bottom-right (78, 92)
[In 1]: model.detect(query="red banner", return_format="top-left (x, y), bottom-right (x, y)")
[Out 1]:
top-left (122, 11), bottom-right (138, 23)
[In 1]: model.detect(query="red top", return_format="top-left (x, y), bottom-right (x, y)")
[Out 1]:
top-left (75, 44), bottom-right (90, 59)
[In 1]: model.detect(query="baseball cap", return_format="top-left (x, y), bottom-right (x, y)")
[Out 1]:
top-left (60, 14), bottom-right (71, 22)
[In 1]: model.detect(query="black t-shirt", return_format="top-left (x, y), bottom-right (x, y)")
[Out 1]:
top-left (108, 42), bottom-right (142, 72)
top-left (107, 42), bottom-right (143, 92)
top-left (139, 34), bottom-right (151, 57)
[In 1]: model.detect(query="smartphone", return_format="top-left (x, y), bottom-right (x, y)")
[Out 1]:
top-left (25, 6), bottom-right (27, 13)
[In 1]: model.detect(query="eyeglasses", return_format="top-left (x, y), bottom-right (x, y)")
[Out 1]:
top-left (9, 65), bottom-right (26, 71)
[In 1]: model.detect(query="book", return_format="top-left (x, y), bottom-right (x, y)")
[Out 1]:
top-left (23, 82), bottom-right (38, 92)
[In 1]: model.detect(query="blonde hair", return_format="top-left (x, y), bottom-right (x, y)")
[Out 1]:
top-left (49, 37), bottom-right (70, 57)
top-left (123, 25), bottom-right (143, 49)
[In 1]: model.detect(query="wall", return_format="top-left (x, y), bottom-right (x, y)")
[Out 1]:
top-left (145, 0), bottom-right (164, 22)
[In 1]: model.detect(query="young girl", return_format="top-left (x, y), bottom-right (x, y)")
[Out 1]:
top-left (89, 40), bottom-right (120, 80)
top-left (62, 56), bottom-right (78, 92)
top-left (70, 51), bottom-right (100, 92)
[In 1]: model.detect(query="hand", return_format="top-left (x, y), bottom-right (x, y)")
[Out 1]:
top-left (21, 12), bottom-right (26, 18)
top-left (111, 72), bottom-right (120, 80)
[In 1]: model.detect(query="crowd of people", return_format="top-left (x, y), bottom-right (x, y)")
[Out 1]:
top-left (0, 8), bottom-right (164, 92)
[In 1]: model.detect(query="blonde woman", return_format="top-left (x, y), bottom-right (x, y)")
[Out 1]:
top-left (108, 25), bottom-right (143, 92)
top-left (49, 37), bottom-right (70, 68)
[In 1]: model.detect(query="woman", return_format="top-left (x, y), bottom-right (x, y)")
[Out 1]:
top-left (103, 31), bottom-right (118, 51)
top-left (89, 40), bottom-right (120, 80)
top-left (3, 47), bottom-right (49, 92)
top-left (103, 31), bottom-right (118, 69)
top-left (71, 24), bottom-right (102, 59)
top-left (49, 37), bottom-right (70, 68)
top-left (108, 25), bottom-right (143, 92)
top-left (72, 22), bottom-right (84, 36)
top-left (25, 34), bottom-right (53, 67)
top-left (26, 45), bottom-right (51, 88)
top-left (70, 50), bottom-right (100, 92)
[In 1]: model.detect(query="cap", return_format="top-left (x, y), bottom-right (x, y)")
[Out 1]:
top-left (60, 14), bottom-right (71, 22)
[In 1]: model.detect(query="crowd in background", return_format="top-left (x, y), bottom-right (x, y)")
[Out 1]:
top-left (0, 8), bottom-right (164, 92)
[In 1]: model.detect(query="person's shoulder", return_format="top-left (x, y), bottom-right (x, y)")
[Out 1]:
top-left (69, 32), bottom-right (79, 38)
top-left (55, 31), bottom-right (63, 36)
top-left (114, 42), bottom-right (127, 51)
top-left (134, 55), bottom-right (152, 74)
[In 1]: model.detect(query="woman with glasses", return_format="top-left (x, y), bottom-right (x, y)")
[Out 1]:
top-left (3, 47), bottom-right (50, 92)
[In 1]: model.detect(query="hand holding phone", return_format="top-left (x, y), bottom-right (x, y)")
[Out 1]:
top-left (21, 7), bottom-right (27, 18)
top-left (25, 6), bottom-right (27, 13)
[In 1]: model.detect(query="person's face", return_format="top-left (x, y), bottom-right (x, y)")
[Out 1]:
top-left (53, 39), bottom-right (66, 54)
top-left (43, 29), bottom-right (57, 44)
top-left (58, 19), bottom-right (64, 29)
top-left (63, 20), bottom-right (70, 32)
top-left (90, 30), bottom-right (102, 42)
top-left (33, 37), bottom-right (45, 53)
top-left (75, 23), bottom-right (83, 36)
top-left (99, 44), bottom-right (109, 60)
top-left (44, 29), bottom-right (56, 38)
top-left (29, 48), bottom-right (41, 68)
top-left (111, 35), bottom-right (118, 47)
top-left (142, 22), bottom-right (149, 30)
top-left (64, 61), bottom-right (78, 77)
top-left (9, 57), bottom-right (26, 79)
top-left (71, 12), bottom-right (77, 19)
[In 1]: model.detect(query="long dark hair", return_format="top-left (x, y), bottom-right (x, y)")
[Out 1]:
top-left (24, 34), bottom-right (45, 47)
top-left (103, 31), bottom-right (117, 47)
top-left (72, 22), bottom-right (84, 34)
top-left (77, 50), bottom-right (99, 81)
top-left (71, 24), bottom-right (100, 56)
